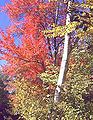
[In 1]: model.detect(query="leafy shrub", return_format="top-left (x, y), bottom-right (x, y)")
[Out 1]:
top-left (10, 77), bottom-right (55, 120)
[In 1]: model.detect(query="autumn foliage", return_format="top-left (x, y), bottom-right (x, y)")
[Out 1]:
top-left (0, 0), bottom-right (53, 79)
top-left (0, 0), bottom-right (67, 79)
top-left (0, 30), bottom-right (48, 79)
top-left (0, 0), bottom-right (93, 119)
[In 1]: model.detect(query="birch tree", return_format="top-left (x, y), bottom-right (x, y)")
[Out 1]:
top-left (46, 0), bottom-right (93, 103)
top-left (54, 0), bottom-right (71, 103)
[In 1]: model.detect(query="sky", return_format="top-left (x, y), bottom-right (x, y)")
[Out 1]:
top-left (0, 0), bottom-right (10, 30)
top-left (0, 0), bottom-right (10, 66)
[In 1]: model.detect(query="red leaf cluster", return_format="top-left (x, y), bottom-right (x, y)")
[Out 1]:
top-left (0, 0), bottom-right (66, 79)
top-left (0, 29), bottom-right (48, 79)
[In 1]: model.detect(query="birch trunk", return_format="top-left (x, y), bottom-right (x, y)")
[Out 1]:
top-left (54, 0), bottom-right (71, 103)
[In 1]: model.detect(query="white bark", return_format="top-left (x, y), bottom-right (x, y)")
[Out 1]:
top-left (54, 1), bottom-right (71, 103)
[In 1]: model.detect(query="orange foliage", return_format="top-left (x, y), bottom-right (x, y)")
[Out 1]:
top-left (0, 0), bottom-right (66, 79)
top-left (0, 29), bottom-right (48, 79)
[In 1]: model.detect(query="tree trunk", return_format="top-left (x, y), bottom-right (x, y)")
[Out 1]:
top-left (54, 0), bottom-right (71, 103)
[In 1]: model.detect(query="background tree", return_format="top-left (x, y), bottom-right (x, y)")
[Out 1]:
top-left (0, 72), bottom-right (16, 119)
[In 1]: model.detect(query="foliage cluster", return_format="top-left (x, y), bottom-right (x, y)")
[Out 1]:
top-left (9, 77), bottom-right (55, 120)
top-left (9, 45), bottom-right (93, 120)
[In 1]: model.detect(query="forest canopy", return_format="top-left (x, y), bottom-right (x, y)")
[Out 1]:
top-left (0, 0), bottom-right (93, 119)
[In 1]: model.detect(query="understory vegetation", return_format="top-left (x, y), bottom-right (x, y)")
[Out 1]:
top-left (8, 46), bottom-right (93, 120)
